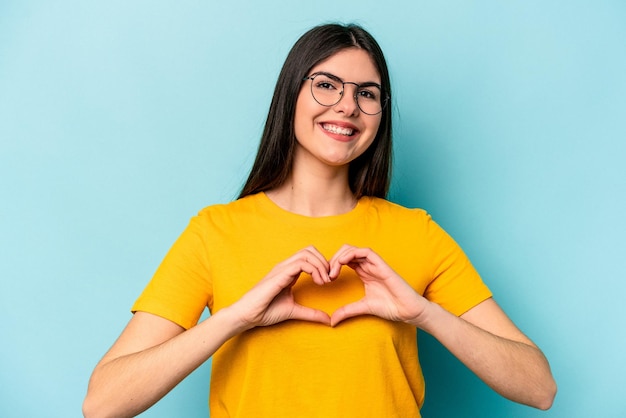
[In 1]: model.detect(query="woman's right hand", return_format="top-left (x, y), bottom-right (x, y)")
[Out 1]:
top-left (83, 246), bottom-right (332, 418)
top-left (228, 246), bottom-right (332, 330)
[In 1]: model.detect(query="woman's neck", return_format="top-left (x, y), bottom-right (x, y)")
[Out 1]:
top-left (266, 164), bottom-right (357, 217)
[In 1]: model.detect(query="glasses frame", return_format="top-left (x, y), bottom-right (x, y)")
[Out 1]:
top-left (302, 72), bottom-right (389, 116)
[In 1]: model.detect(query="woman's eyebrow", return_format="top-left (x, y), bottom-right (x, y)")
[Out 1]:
top-left (313, 71), bottom-right (382, 87)
top-left (313, 71), bottom-right (343, 82)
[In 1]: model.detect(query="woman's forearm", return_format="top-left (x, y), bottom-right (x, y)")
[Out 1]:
top-left (83, 245), bottom-right (332, 418)
top-left (414, 302), bottom-right (556, 410)
top-left (83, 308), bottom-right (244, 418)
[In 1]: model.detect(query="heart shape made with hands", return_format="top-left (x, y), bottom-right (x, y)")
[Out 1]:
top-left (246, 244), bottom-right (420, 329)
top-left (285, 244), bottom-right (414, 327)
top-left (292, 263), bottom-right (365, 321)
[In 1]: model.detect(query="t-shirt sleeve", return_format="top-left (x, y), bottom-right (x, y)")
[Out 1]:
top-left (421, 212), bottom-right (492, 316)
top-left (131, 212), bottom-right (213, 329)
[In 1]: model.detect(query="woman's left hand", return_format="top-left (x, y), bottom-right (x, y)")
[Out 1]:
top-left (328, 244), bottom-right (431, 327)
top-left (329, 245), bottom-right (557, 409)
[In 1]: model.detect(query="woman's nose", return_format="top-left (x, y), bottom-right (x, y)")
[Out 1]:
top-left (333, 85), bottom-right (359, 116)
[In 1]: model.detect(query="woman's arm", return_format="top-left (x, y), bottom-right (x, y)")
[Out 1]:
top-left (83, 246), bottom-right (331, 418)
top-left (83, 309), bottom-right (245, 418)
top-left (329, 245), bottom-right (557, 410)
top-left (419, 298), bottom-right (556, 409)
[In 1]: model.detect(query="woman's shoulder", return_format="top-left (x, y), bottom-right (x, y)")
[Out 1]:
top-left (365, 198), bottom-right (456, 249)
top-left (196, 193), bottom-right (264, 219)
top-left (365, 196), bottom-right (431, 220)
top-left (177, 194), bottom-right (267, 238)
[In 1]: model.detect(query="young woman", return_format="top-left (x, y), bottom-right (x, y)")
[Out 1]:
top-left (83, 23), bottom-right (556, 418)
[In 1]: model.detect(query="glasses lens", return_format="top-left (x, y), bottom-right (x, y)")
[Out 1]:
top-left (355, 85), bottom-right (383, 115)
top-left (310, 74), bottom-right (342, 107)
top-left (309, 74), bottom-right (384, 115)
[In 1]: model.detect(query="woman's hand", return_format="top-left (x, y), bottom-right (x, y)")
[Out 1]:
top-left (229, 246), bottom-right (332, 331)
top-left (328, 244), bottom-right (431, 327)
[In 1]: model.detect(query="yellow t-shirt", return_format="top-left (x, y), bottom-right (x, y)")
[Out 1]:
top-left (133, 192), bottom-right (492, 417)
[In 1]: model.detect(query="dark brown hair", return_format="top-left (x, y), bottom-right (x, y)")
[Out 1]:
top-left (238, 23), bottom-right (393, 199)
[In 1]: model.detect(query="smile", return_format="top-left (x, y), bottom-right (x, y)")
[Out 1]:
top-left (321, 123), bottom-right (355, 136)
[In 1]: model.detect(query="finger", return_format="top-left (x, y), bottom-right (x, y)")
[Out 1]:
top-left (268, 247), bottom-right (330, 288)
top-left (268, 259), bottom-right (325, 288)
top-left (328, 244), bottom-right (353, 265)
top-left (305, 246), bottom-right (332, 283)
top-left (290, 304), bottom-right (331, 325)
top-left (330, 299), bottom-right (370, 327)
top-left (298, 247), bottom-right (331, 284)
top-left (275, 254), bottom-right (328, 288)
top-left (328, 244), bottom-right (356, 279)
top-left (287, 257), bottom-right (328, 285)
top-left (329, 246), bottom-right (377, 279)
top-left (302, 245), bottom-right (330, 270)
top-left (338, 246), bottom-right (377, 265)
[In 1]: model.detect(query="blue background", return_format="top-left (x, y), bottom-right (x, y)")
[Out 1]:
top-left (1, 1), bottom-right (625, 417)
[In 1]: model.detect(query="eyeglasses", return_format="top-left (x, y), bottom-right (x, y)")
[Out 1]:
top-left (302, 72), bottom-right (388, 115)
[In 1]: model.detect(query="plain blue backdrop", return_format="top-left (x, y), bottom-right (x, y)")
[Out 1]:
top-left (1, 1), bottom-right (625, 417)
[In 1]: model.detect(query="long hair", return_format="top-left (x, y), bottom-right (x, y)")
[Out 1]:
top-left (238, 23), bottom-right (393, 199)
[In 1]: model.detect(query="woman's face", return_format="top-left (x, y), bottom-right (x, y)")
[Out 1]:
top-left (293, 48), bottom-right (382, 171)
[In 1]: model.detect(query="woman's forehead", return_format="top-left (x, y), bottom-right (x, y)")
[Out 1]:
top-left (309, 48), bottom-right (381, 84)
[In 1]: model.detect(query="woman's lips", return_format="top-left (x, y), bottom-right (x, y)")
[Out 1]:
top-left (319, 122), bottom-right (359, 141)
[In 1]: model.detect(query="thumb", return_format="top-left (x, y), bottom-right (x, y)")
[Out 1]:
top-left (290, 304), bottom-right (331, 326)
top-left (330, 299), bottom-right (370, 327)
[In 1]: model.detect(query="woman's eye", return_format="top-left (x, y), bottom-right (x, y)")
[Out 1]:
top-left (358, 89), bottom-right (378, 100)
top-left (316, 81), bottom-right (336, 90)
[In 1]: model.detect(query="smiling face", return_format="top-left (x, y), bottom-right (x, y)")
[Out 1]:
top-left (293, 48), bottom-right (383, 171)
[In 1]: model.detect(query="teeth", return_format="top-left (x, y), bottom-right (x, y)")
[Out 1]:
top-left (322, 123), bottom-right (354, 136)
